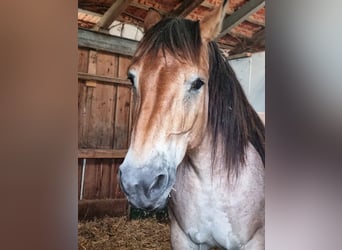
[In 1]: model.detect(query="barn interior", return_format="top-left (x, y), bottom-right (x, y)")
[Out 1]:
top-left (77, 1), bottom-right (265, 249)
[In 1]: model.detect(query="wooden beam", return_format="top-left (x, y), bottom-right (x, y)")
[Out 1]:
top-left (78, 72), bottom-right (131, 87)
top-left (78, 149), bottom-right (128, 159)
top-left (122, 11), bottom-right (144, 23)
top-left (96, 0), bottom-right (134, 29)
top-left (79, 199), bottom-right (128, 220)
top-left (227, 52), bottom-right (252, 60)
top-left (170, 0), bottom-right (205, 17)
top-left (130, 2), bottom-right (167, 15)
top-left (78, 28), bottom-right (138, 56)
top-left (218, 43), bottom-right (235, 50)
top-left (217, 0), bottom-right (265, 39)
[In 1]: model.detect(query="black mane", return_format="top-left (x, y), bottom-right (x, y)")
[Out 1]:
top-left (207, 42), bottom-right (265, 176)
top-left (134, 18), bottom-right (265, 176)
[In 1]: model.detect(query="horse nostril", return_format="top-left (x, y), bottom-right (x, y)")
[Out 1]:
top-left (142, 174), bottom-right (168, 198)
top-left (154, 174), bottom-right (167, 190)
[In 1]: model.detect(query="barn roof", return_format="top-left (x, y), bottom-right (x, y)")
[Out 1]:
top-left (78, 0), bottom-right (265, 57)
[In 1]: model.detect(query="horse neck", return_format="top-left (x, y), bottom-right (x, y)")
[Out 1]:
top-left (184, 131), bottom-right (262, 189)
top-left (186, 130), bottom-right (228, 180)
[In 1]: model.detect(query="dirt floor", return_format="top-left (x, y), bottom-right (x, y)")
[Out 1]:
top-left (78, 216), bottom-right (171, 250)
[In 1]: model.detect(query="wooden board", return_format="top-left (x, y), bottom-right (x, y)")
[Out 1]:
top-left (117, 55), bottom-right (131, 78)
top-left (82, 159), bottom-right (99, 199)
top-left (78, 49), bottom-right (134, 149)
top-left (78, 51), bottom-right (120, 148)
top-left (78, 149), bottom-right (127, 158)
top-left (78, 158), bottom-right (125, 199)
top-left (78, 49), bottom-right (89, 73)
top-left (118, 56), bottom-right (134, 145)
top-left (77, 48), bottom-right (133, 218)
top-left (84, 83), bottom-right (117, 148)
top-left (114, 56), bottom-right (132, 149)
top-left (79, 50), bottom-right (96, 148)
top-left (78, 81), bottom-right (88, 148)
top-left (114, 86), bottom-right (131, 149)
top-left (113, 159), bottom-right (126, 199)
top-left (78, 72), bottom-right (131, 86)
top-left (78, 199), bottom-right (128, 220)
top-left (96, 51), bottom-right (117, 77)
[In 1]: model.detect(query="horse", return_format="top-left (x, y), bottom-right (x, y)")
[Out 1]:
top-left (119, 1), bottom-right (265, 249)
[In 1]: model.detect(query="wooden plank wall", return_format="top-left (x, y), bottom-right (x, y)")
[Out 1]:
top-left (78, 47), bottom-right (133, 219)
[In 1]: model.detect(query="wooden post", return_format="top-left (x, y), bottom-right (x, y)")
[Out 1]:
top-left (96, 0), bottom-right (134, 30)
top-left (217, 0), bottom-right (265, 39)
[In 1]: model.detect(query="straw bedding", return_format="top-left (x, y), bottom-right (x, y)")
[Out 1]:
top-left (78, 216), bottom-right (171, 250)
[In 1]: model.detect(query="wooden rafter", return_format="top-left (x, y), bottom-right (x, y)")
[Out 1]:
top-left (170, 0), bottom-right (205, 17)
top-left (217, 0), bottom-right (265, 39)
top-left (96, 0), bottom-right (134, 30)
top-left (130, 2), bottom-right (167, 15)
top-left (218, 43), bottom-right (235, 50)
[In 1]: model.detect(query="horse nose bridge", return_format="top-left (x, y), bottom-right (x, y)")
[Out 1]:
top-left (133, 101), bottom-right (174, 144)
top-left (129, 132), bottom-right (170, 160)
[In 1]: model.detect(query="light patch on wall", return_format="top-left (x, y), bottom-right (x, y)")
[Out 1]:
top-left (109, 21), bottom-right (144, 41)
top-left (229, 52), bottom-right (265, 113)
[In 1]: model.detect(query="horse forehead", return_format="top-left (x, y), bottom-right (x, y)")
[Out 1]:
top-left (138, 57), bottom-right (190, 89)
top-left (140, 53), bottom-right (188, 73)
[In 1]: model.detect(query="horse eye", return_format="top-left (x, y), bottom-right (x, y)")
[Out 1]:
top-left (191, 79), bottom-right (204, 91)
top-left (127, 73), bottom-right (135, 87)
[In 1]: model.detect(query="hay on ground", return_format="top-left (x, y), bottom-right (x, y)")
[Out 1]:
top-left (78, 216), bottom-right (171, 250)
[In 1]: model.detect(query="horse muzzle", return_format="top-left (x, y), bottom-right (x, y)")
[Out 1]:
top-left (119, 163), bottom-right (175, 210)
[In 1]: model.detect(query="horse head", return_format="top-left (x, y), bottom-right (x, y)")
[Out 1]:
top-left (119, 2), bottom-right (229, 210)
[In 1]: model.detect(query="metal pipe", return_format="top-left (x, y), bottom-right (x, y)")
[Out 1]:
top-left (80, 158), bottom-right (87, 200)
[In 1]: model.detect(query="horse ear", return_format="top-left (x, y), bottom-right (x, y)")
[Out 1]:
top-left (200, 0), bottom-right (229, 41)
top-left (144, 8), bottom-right (162, 32)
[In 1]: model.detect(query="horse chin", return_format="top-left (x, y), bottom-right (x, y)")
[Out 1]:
top-left (149, 197), bottom-right (169, 211)
top-left (155, 193), bottom-right (171, 209)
